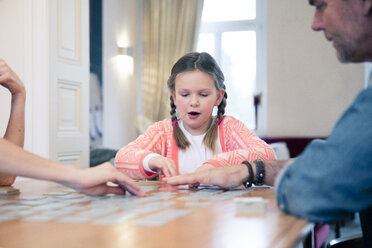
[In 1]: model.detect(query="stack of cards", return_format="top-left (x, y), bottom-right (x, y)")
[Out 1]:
top-left (235, 197), bottom-right (268, 216)
top-left (0, 186), bottom-right (20, 196)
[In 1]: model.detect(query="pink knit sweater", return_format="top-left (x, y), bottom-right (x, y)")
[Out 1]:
top-left (115, 116), bottom-right (276, 179)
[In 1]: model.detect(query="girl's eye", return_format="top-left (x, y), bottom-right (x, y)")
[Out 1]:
top-left (200, 93), bottom-right (208, 97)
top-left (181, 93), bottom-right (189, 97)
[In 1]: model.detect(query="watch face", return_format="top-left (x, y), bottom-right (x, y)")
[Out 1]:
top-left (244, 181), bottom-right (252, 188)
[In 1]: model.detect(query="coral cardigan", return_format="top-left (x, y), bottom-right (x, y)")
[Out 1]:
top-left (115, 115), bottom-right (276, 179)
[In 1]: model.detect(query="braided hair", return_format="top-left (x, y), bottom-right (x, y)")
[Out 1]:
top-left (167, 52), bottom-right (227, 153)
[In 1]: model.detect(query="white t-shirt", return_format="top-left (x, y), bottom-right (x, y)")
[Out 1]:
top-left (143, 120), bottom-right (222, 174)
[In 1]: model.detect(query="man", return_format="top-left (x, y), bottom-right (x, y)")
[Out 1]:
top-left (0, 59), bottom-right (144, 196)
top-left (165, 0), bottom-right (372, 223)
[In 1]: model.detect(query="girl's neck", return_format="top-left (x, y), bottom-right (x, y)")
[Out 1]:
top-left (180, 117), bottom-right (213, 136)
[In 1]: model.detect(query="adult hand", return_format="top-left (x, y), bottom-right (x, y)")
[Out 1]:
top-left (63, 162), bottom-right (145, 196)
top-left (163, 164), bottom-right (248, 189)
top-left (148, 156), bottom-right (178, 177)
top-left (0, 59), bottom-right (25, 96)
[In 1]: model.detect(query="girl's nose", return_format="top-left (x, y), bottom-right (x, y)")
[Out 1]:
top-left (190, 95), bottom-right (199, 106)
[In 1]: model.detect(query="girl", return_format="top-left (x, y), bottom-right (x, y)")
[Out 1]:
top-left (115, 52), bottom-right (276, 179)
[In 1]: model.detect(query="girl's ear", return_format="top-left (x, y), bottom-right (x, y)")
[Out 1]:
top-left (171, 91), bottom-right (177, 105)
top-left (214, 89), bottom-right (225, 106)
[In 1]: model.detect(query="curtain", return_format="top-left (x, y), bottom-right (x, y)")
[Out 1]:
top-left (139, 0), bottom-right (204, 133)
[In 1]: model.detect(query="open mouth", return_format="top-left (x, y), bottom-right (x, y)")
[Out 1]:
top-left (188, 111), bottom-right (200, 117)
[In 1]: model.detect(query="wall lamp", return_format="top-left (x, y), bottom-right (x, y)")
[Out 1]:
top-left (118, 46), bottom-right (133, 57)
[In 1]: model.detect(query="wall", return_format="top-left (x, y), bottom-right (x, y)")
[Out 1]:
top-left (265, 0), bottom-right (364, 137)
top-left (1, 0), bottom-right (366, 153)
top-left (1, 0), bottom-right (86, 161)
top-left (111, 0), bottom-right (364, 140)
top-left (102, 0), bottom-right (141, 149)
top-left (0, 0), bottom-right (25, 137)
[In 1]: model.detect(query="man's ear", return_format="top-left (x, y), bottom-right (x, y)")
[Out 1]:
top-left (215, 89), bottom-right (225, 106)
top-left (363, 0), bottom-right (372, 16)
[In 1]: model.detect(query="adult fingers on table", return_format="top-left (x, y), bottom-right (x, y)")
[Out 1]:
top-left (104, 185), bottom-right (126, 195)
top-left (164, 174), bottom-right (200, 186)
top-left (188, 182), bottom-right (200, 189)
top-left (116, 179), bottom-right (145, 197)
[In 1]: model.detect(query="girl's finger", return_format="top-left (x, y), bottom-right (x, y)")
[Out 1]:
top-left (162, 166), bottom-right (171, 177)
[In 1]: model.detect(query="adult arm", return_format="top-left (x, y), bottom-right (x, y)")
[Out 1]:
top-left (276, 88), bottom-right (372, 222)
top-left (0, 138), bottom-right (144, 196)
top-left (0, 59), bottom-right (26, 185)
top-left (166, 90), bottom-right (372, 222)
top-left (164, 159), bottom-right (289, 188)
top-left (0, 59), bottom-right (26, 146)
top-left (203, 116), bottom-right (276, 168)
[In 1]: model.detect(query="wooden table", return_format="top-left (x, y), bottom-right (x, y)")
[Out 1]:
top-left (0, 178), bottom-right (312, 248)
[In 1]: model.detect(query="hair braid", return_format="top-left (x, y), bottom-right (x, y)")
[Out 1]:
top-left (203, 91), bottom-right (227, 153)
top-left (170, 95), bottom-right (177, 122)
top-left (217, 91), bottom-right (227, 122)
top-left (170, 96), bottom-right (190, 149)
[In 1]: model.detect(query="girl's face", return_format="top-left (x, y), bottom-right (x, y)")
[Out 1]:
top-left (171, 70), bottom-right (224, 135)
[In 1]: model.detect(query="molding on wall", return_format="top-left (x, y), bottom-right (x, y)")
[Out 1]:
top-left (23, 0), bottom-right (50, 158)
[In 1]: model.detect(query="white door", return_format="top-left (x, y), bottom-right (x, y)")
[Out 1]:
top-left (49, 0), bottom-right (90, 168)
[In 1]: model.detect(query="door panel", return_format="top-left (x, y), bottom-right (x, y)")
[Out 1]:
top-left (49, 0), bottom-right (89, 168)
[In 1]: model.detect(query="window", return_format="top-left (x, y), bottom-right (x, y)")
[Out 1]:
top-left (197, 0), bottom-right (265, 130)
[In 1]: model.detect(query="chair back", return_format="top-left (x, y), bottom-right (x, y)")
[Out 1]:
top-left (360, 205), bottom-right (372, 248)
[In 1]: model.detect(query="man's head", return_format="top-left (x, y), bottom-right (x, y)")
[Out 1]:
top-left (309, 0), bottom-right (372, 63)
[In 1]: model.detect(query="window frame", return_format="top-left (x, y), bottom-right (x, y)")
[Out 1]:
top-left (197, 0), bottom-right (267, 134)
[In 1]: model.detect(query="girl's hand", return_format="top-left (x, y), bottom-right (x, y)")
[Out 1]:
top-left (148, 156), bottom-right (178, 177)
top-left (0, 59), bottom-right (25, 97)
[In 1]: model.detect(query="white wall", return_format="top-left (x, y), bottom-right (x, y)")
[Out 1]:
top-left (0, 0), bottom-right (25, 137)
top-left (1, 0), bottom-right (81, 161)
top-left (1, 0), bottom-right (140, 154)
top-left (265, 0), bottom-right (364, 137)
top-left (102, 0), bottom-right (141, 149)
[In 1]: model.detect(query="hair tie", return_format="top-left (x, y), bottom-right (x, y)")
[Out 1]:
top-left (172, 121), bottom-right (178, 126)
top-left (215, 119), bottom-right (221, 125)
